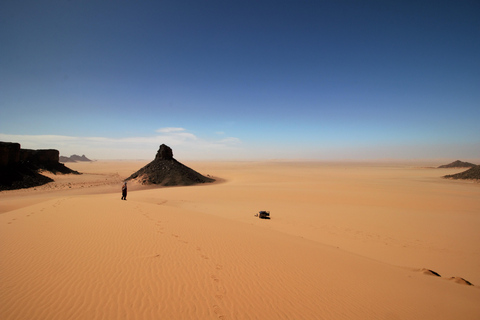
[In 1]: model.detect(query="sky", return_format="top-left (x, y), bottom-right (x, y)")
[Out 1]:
top-left (1, 0), bottom-right (479, 160)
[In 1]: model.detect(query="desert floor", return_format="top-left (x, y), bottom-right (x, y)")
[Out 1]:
top-left (1, 160), bottom-right (479, 319)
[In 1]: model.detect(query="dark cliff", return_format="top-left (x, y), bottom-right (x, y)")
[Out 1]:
top-left (0, 141), bottom-right (80, 190)
top-left (0, 142), bottom-right (21, 166)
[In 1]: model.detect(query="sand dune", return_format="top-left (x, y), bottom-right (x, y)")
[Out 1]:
top-left (1, 161), bottom-right (479, 319)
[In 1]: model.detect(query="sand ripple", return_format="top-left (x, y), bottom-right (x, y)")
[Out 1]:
top-left (1, 161), bottom-right (480, 319)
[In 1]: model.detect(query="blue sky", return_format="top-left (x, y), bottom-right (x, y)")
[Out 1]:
top-left (1, 0), bottom-right (479, 160)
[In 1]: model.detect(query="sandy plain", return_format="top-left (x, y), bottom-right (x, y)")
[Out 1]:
top-left (0, 160), bottom-right (479, 319)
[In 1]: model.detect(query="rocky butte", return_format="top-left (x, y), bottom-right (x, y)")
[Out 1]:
top-left (438, 160), bottom-right (476, 168)
top-left (0, 141), bottom-right (79, 190)
top-left (126, 144), bottom-right (215, 186)
top-left (444, 165), bottom-right (480, 181)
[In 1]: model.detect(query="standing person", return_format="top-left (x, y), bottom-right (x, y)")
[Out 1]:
top-left (121, 182), bottom-right (127, 200)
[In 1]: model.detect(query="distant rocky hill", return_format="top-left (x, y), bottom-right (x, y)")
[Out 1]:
top-left (60, 154), bottom-right (92, 163)
top-left (438, 160), bottom-right (476, 168)
top-left (126, 144), bottom-right (214, 186)
top-left (0, 141), bottom-right (80, 190)
top-left (444, 165), bottom-right (480, 181)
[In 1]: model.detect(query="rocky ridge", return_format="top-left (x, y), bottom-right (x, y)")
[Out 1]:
top-left (0, 141), bottom-right (80, 190)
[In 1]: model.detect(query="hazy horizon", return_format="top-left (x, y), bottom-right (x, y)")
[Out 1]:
top-left (1, 1), bottom-right (479, 161)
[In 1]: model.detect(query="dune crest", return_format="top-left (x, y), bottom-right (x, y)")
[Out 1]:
top-left (449, 277), bottom-right (474, 286)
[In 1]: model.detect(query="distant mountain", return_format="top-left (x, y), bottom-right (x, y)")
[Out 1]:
top-left (444, 165), bottom-right (480, 180)
top-left (60, 154), bottom-right (92, 163)
top-left (438, 160), bottom-right (476, 168)
top-left (59, 156), bottom-right (75, 162)
top-left (70, 154), bottom-right (92, 162)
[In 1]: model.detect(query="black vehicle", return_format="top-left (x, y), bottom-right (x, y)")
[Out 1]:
top-left (258, 211), bottom-right (270, 219)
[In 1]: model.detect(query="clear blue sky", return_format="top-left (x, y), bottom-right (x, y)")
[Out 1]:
top-left (1, 0), bottom-right (479, 160)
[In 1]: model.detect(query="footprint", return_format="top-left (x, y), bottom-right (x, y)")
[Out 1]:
top-left (217, 285), bottom-right (226, 295)
top-left (213, 305), bottom-right (225, 319)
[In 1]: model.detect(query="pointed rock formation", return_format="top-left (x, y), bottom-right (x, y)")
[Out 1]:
top-left (438, 160), bottom-right (476, 168)
top-left (126, 144), bottom-right (215, 186)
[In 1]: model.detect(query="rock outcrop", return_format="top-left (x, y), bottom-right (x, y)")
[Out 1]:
top-left (444, 165), bottom-right (480, 181)
top-left (156, 144), bottom-right (173, 160)
top-left (438, 160), bottom-right (476, 168)
top-left (0, 142), bottom-right (21, 166)
top-left (19, 148), bottom-right (77, 174)
top-left (126, 144), bottom-right (215, 186)
top-left (20, 149), bottom-right (59, 165)
top-left (0, 141), bottom-right (80, 190)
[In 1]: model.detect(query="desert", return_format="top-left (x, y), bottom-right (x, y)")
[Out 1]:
top-left (3, 1), bottom-right (479, 319)
top-left (1, 159), bottom-right (479, 319)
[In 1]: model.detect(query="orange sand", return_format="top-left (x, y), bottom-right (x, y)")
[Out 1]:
top-left (1, 161), bottom-right (479, 319)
